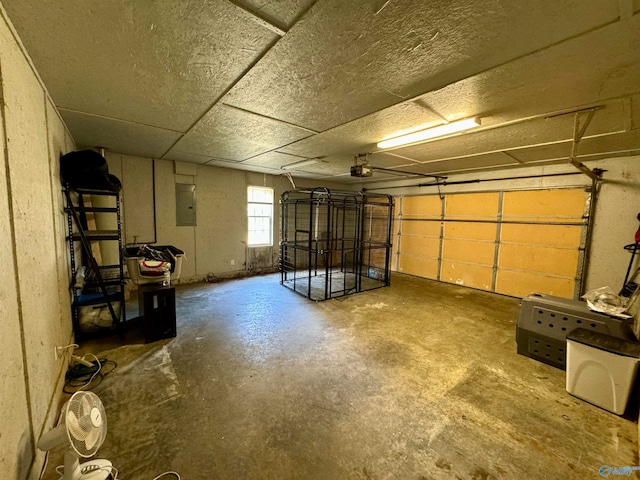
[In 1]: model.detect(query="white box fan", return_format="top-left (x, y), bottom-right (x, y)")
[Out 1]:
top-left (38, 391), bottom-right (113, 480)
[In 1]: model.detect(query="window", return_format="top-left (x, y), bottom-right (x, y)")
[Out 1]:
top-left (247, 186), bottom-right (274, 246)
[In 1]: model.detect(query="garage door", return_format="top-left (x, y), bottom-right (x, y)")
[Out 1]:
top-left (393, 188), bottom-right (590, 298)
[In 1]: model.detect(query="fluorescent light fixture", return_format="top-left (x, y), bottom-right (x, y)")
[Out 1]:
top-left (281, 158), bottom-right (318, 170)
top-left (377, 117), bottom-right (481, 149)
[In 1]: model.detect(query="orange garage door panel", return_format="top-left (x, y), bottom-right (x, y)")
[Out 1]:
top-left (442, 237), bottom-right (495, 265)
top-left (498, 243), bottom-right (579, 277)
top-left (502, 189), bottom-right (586, 221)
top-left (402, 195), bottom-right (442, 216)
top-left (392, 188), bottom-right (588, 298)
top-left (399, 255), bottom-right (439, 279)
top-left (500, 224), bottom-right (582, 247)
top-left (441, 261), bottom-right (493, 291)
top-left (496, 269), bottom-right (576, 299)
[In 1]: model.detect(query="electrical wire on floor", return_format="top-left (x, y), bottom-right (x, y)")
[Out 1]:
top-left (45, 347), bottom-right (178, 480)
top-left (63, 352), bottom-right (117, 394)
top-left (55, 465), bottom-right (120, 480)
top-left (152, 473), bottom-right (181, 480)
top-left (38, 377), bottom-right (69, 480)
top-left (54, 463), bottom-right (181, 480)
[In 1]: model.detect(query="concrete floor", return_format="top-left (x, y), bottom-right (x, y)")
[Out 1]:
top-left (44, 273), bottom-right (637, 480)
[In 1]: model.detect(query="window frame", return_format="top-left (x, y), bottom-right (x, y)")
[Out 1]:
top-left (247, 186), bottom-right (274, 247)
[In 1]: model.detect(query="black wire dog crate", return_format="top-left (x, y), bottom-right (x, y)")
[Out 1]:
top-left (280, 188), bottom-right (394, 301)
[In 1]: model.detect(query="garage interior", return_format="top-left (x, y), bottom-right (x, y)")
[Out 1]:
top-left (1, 1), bottom-right (640, 479)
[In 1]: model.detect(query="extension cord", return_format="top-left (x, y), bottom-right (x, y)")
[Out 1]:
top-left (71, 354), bottom-right (95, 368)
top-left (66, 358), bottom-right (105, 380)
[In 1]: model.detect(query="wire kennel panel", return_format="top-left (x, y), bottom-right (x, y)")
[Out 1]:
top-left (280, 188), bottom-right (393, 301)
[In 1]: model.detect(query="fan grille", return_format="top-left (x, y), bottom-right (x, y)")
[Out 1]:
top-left (64, 391), bottom-right (107, 457)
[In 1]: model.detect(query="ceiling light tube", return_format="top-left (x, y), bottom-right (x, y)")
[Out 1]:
top-left (377, 117), bottom-right (481, 149)
top-left (281, 158), bottom-right (318, 170)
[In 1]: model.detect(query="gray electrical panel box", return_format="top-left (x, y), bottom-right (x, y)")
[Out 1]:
top-left (176, 183), bottom-right (196, 226)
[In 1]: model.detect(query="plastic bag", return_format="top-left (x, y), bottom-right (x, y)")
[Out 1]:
top-left (581, 286), bottom-right (630, 318)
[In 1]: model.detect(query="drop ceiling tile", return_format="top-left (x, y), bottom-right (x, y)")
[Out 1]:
top-left (59, 110), bottom-right (182, 159)
top-left (409, 17), bottom-right (640, 129)
top-left (204, 159), bottom-right (247, 170)
top-left (3, 0), bottom-right (279, 131)
top-left (280, 102), bottom-right (443, 157)
top-left (580, 150), bottom-right (640, 162)
top-left (240, 151), bottom-right (307, 169)
top-left (397, 153), bottom-right (517, 176)
top-left (296, 153), bottom-right (421, 178)
top-left (368, 152), bottom-right (420, 168)
top-left (507, 144), bottom-right (570, 163)
top-left (509, 129), bottom-right (640, 164)
top-left (172, 105), bottom-right (313, 161)
top-left (289, 156), bottom-right (352, 176)
top-left (231, 0), bottom-right (316, 30)
top-left (225, 162), bottom-right (282, 174)
top-left (576, 129), bottom-right (640, 156)
top-left (225, 0), bottom-right (618, 131)
top-left (387, 106), bottom-right (626, 163)
top-left (286, 171), bottom-right (327, 180)
top-left (163, 151), bottom-right (221, 165)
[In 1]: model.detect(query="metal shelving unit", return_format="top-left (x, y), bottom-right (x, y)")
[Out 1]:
top-left (64, 185), bottom-right (126, 341)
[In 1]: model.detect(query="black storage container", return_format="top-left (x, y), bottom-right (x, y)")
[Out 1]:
top-left (516, 292), bottom-right (635, 370)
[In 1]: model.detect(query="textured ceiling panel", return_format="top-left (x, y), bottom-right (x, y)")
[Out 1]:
top-left (60, 110), bottom-right (182, 159)
top-left (507, 144), bottom-right (571, 164)
top-left (224, 162), bottom-right (282, 174)
top-left (204, 159), bottom-right (248, 169)
top-left (3, 1), bottom-right (638, 184)
top-left (169, 105), bottom-right (313, 161)
top-left (282, 171), bottom-right (325, 179)
top-left (579, 150), bottom-right (640, 162)
top-left (240, 151), bottom-right (307, 169)
top-left (3, 0), bottom-right (278, 131)
top-left (224, 0), bottom-right (617, 131)
top-left (444, 130), bottom-right (640, 166)
top-left (280, 101), bottom-right (443, 157)
top-left (397, 153), bottom-right (517, 175)
top-left (291, 156), bottom-right (353, 176)
top-left (408, 16), bottom-right (640, 130)
top-left (387, 105), bottom-right (626, 163)
top-left (231, 0), bottom-right (316, 30)
top-left (163, 151), bottom-right (222, 165)
top-left (292, 153), bottom-right (419, 178)
top-left (573, 129), bottom-right (640, 157)
top-left (367, 152), bottom-right (420, 168)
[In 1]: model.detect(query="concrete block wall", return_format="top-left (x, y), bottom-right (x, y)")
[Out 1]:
top-left (0, 6), bottom-right (76, 479)
top-left (106, 153), bottom-right (346, 283)
top-left (584, 157), bottom-right (640, 292)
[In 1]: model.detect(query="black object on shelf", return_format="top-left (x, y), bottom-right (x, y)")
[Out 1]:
top-left (138, 284), bottom-right (176, 343)
top-left (64, 184), bottom-right (126, 341)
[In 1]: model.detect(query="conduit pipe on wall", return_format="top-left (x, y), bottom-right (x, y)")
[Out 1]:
top-left (151, 158), bottom-right (157, 244)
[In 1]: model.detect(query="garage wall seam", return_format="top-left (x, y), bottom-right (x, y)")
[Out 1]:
top-left (0, 48), bottom-right (36, 473)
